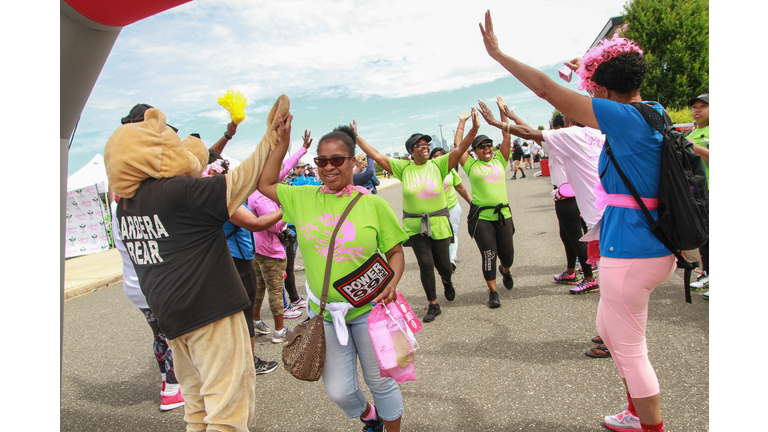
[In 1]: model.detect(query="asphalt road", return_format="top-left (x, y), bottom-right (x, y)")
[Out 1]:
top-left (61, 167), bottom-right (709, 431)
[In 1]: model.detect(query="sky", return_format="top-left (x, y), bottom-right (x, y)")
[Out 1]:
top-left (67, 0), bottom-right (631, 176)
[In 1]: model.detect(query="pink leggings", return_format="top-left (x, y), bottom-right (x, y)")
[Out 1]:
top-left (596, 255), bottom-right (676, 398)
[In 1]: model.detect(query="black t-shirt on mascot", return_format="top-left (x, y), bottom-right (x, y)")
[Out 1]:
top-left (116, 174), bottom-right (250, 339)
top-left (512, 144), bottom-right (524, 161)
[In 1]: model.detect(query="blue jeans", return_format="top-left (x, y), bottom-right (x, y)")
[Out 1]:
top-left (448, 204), bottom-right (462, 263)
top-left (307, 308), bottom-right (404, 421)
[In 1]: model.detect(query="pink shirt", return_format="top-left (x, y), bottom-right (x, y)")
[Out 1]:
top-left (247, 147), bottom-right (307, 259)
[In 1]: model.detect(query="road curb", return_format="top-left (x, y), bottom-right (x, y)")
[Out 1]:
top-left (64, 273), bottom-right (123, 301)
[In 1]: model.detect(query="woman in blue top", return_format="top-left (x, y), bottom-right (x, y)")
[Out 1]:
top-left (481, 11), bottom-right (675, 432)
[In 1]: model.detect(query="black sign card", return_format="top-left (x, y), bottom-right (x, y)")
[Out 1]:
top-left (332, 253), bottom-right (395, 307)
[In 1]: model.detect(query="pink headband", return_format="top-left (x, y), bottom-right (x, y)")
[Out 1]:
top-left (576, 35), bottom-right (644, 93)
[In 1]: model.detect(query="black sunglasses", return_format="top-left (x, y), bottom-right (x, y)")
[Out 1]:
top-left (475, 142), bottom-right (493, 150)
top-left (314, 156), bottom-right (353, 167)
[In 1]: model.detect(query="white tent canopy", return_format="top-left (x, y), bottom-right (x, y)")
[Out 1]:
top-left (68, 153), bottom-right (108, 194)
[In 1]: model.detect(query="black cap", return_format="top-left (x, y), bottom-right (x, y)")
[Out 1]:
top-left (687, 93), bottom-right (709, 106)
top-left (404, 133), bottom-right (432, 153)
top-left (471, 134), bottom-right (493, 149)
top-left (120, 103), bottom-right (178, 133)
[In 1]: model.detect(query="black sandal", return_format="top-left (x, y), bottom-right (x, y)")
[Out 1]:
top-left (585, 345), bottom-right (611, 358)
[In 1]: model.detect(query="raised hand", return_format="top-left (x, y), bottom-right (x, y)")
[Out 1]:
top-left (479, 10), bottom-right (501, 59)
top-left (564, 58), bottom-right (581, 72)
top-left (227, 121), bottom-right (238, 138)
top-left (470, 106), bottom-right (481, 131)
top-left (302, 129), bottom-right (313, 149)
top-left (276, 113), bottom-right (293, 148)
top-left (349, 119), bottom-right (358, 135)
top-left (496, 95), bottom-right (507, 111)
top-left (478, 100), bottom-right (501, 129)
top-left (458, 111), bottom-right (470, 122)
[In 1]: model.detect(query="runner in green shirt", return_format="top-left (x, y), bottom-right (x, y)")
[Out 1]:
top-left (353, 112), bottom-right (477, 323)
top-left (458, 97), bottom-right (516, 309)
top-left (688, 93), bottom-right (709, 295)
top-left (258, 119), bottom-right (407, 432)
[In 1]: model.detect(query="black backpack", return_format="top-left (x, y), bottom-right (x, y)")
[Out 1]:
top-left (601, 102), bottom-right (709, 303)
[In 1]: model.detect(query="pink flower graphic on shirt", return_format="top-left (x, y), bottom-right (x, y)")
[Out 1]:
top-left (301, 212), bottom-right (365, 263)
top-left (474, 164), bottom-right (503, 184)
top-left (443, 176), bottom-right (452, 192)
top-left (406, 178), bottom-right (439, 200)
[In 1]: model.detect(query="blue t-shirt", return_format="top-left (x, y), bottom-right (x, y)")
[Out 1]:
top-left (223, 203), bottom-right (255, 260)
top-left (593, 98), bottom-right (670, 259)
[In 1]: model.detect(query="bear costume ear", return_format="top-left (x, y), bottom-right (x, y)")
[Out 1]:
top-left (104, 108), bottom-right (208, 198)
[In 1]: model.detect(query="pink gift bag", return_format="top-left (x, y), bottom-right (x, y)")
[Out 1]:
top-left (368, 300), bottom-right (417, 382)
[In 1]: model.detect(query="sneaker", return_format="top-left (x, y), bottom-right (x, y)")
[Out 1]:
top-left (272, 327), bottom-right (290, 344)
top-left (361, 415), bottom-right (384, 432)
top-left (703, 291), bottom-right (709, 300)
top-left (690, 273), bottom-right (709, 290)
top-left (160, 389), bottom-right (185, 411)
top-left (283, 308), bottom-right (302, 319)
top-left (443, 281), bottom-right (456, 301)
top-left (254, 357), bottom-right (278, 375)
top-left (511, 175), bottom-right (517, 180)
top-left (554, 271), bottom-right (578, 284)
top-left (498, 265), bottom-right (514, 290)
top-left (604, 407), bottom-right (641, 432)
top-left (521, 173), bottom-right (526, 178)
top-left (423, 304), bottom-right (441, 323)
top-left (488, 291), bottom-right (501, 308)
top-left (289, 297), bottom-right (307, 309)
top-left (451, 261), bottom-right (457, 273)
top-left (253, 320), bottom-right (270, 335)
top-left (570, 278), bottom-right (600, 295)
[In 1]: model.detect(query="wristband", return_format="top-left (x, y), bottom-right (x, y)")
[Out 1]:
top-left (468, 130), bottom-right (477, 136)
top-left (457, 127), bottom-right (464, 131)
top-left (224, 133), bottom-right (232, 140)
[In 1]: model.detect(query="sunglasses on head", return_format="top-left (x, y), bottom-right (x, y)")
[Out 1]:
top-left (313, 156), bottom-right (353, 167)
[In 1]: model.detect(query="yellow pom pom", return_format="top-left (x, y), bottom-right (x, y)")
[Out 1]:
top-left (217, 89), bottom-right (248, 124)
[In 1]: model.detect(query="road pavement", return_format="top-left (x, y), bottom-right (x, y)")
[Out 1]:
top-left (61, 166), bottom-right (709, 431)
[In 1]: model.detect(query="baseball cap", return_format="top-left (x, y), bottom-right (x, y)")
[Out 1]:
top-left (471, 134), bottom-right (493, 149)
top-left (295, 161), bottom-right (309, 167)
top-left (404, 133), bottom-right (432, 153)
top-left (687, 93), bottom-right (709, 106)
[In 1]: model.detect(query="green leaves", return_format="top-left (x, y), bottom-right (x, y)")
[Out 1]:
top-left (622, 0), bottom-right (709, 109)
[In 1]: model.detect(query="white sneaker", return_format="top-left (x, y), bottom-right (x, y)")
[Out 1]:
top-left (690, 273), bottom-right (709, 290)
top-left (283, 307), bottom-right (302, 319)
top-left (604, 408), bottom-right (641, 432)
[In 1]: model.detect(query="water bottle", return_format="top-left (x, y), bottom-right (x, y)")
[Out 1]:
top-left (699, 136), bottom-right (709, 149)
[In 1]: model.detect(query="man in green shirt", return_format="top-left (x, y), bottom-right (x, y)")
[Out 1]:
top-left (688, 93), bottom-right (709, 296)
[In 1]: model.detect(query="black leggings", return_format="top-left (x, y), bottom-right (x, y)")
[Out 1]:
top-left (472, 218), bottom-right (515, 281)
top-left (284, 237), bottom-right (300, 303)
top-left (408, 234), bottom-right (453, 302)
top-left (554, 198), bottom-right (593, 278)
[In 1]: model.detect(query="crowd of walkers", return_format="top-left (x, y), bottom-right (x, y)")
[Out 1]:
top-left (103, 9), bottom-right (708, 432)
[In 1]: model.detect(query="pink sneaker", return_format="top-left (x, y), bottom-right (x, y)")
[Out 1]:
top-left (604, 408), bottom-right (641, 432)
top-left (160, 390), bottom-right (185, 411)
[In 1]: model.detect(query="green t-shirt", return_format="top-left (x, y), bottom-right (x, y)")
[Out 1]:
top-left (277, 185), bottom-right (408, 322)
top-left (690, 125), bottom-right (709, 186)
top-left (389, 155), bottom-right (453, 239)
top-left (443, 169), bottom-right (462, 209)
top-left (462, 150), bottom-right (513, 221)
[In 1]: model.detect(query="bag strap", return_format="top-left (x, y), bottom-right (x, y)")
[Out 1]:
top-left (319, 193), bottom-right (364, 313)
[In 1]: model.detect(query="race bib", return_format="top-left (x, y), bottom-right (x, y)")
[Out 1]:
top-left (333, 253), bottom-right (395, 307)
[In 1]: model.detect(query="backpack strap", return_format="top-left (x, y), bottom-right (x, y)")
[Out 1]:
top-left (601, 104), bottom-right (697, 303)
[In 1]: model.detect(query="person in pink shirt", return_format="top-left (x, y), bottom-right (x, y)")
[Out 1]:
top-left (248, 130), bottom-right (313, 344)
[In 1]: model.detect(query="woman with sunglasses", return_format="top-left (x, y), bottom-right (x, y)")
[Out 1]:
top-left (455, 97), bottom-right (515, 309)
top-left (258, 117), bottom-right (408, 432)
top-left (353, 115), bottom-right (477, 323)
top-left (481, 11), bottom-right (676, 432)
